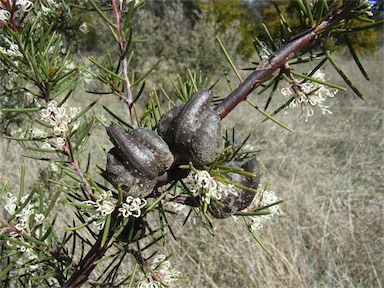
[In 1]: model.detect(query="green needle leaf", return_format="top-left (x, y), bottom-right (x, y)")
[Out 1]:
top-left (247, 100), bottom-right (294, 132)
top-left (290, 70), bottom-right (347, 91)
top-left (101, 214), bottom-right (112, 247)
top-left (216, 36), bottom-right (243, 82)
top-left (1, 107), bottom-right (40, 113)
top-left (324, 49), bottom-right (365, 100)
top-left (342, 35), bottom-right (369, 80)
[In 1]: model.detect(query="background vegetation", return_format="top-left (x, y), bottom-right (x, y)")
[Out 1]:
top-left (1, 0), bottom-right (383, 287)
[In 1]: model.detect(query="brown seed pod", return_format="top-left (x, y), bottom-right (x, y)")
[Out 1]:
top-left (158, 89), bottom-right (222, 166)
top-left (103, 147), bottom-right (159, 197)
top-left (104, 123), bottom-right (174, 197)
top-left (209, 157), bottom-right (261, 218)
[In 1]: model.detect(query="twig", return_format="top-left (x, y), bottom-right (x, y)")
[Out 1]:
top-left (63, 234), bottom-right (109, 288)
top-left (111, 0), bottom-right (138, 129)
top-left (64, 142), bottom-right (93, 197)
top-left (214, 8), bottom-right (345, 119)
top-left (214, 28), bottom-right (317, 119)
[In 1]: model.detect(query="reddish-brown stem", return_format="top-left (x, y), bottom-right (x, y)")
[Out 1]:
top-left (63, 141), bottom-right (93, 197)
top-left (214, 28), bottom-right (317, 119)
top-left (63, 235), bottom-right (109, 288)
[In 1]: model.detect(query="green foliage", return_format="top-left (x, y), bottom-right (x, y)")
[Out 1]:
top-left (198, 0), bottom-right (262, 59)
top-left (0, 0), bottom-right (381, 287)
top-left (128, 0), bottom-right (241, 84)
top-left (331, 19), bottom-right (379, 54)
top-left (0, 64), bottom-right (30, 135)
top-left (261, 1), bottom-right (379, 54)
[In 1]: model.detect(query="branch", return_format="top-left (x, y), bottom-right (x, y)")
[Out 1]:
top-left (213, 0), bottom-right (361, 119)
top-left (214, 27), bottom-right (318, 119)
top-left (111, 0), bottom-right (138, 129)
top-left (64, 142), bottom-right (93, 197)
top-left (63, 234), bottom-right (109, 288)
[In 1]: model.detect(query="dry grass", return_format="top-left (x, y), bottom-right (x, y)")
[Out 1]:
top-left (1, 49), bottom-right (383, 287)
top-left (166, 49), bottom-right (384, 287)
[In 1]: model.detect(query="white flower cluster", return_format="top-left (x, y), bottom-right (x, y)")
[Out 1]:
top-left (40, 0), bottom-right (63, 15)
top-left (0, 0), bottom-right (33, 23)
top-left (79, 22), bottom-right (88, 34)
top-left (47, 40), bottom-right (67, 56)
top-left (354, 0), bottom-right (374, 17)
top-left (137, 254), bottom-right (181, 288)
top-left (187, 170), bottom-right (238, 204)
top-left (81, 190), bottom-right (116, 230)
top-left (81, 191), bottom-right (147, 230)
top-left (282, 70), bottom-right (338, 121)
top-left (118, 196), bottom-right (147, 218)
top-left (0, 38), bottom-right (23, 58)
top-left (233, 184), bottom-right (280, 231)
top-left (1, 191), bottom-right (62, 286)
top-left (31, 100), bottom-right (81, 150)
top-left (2, 192), bottom-right (46, 249)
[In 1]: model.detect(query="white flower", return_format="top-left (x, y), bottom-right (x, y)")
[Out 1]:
top-left (34, 213), bottom-right (45, 225)
top-left (5, 231), bottom-right (19, 247)
top-left (42, 142), bottom-right (53, 149)
top-left (2, 193), bottom-right (49, 251)
top-left (281, 87), bottom-right (293, 97)
top-left (25, 247), bottom-right (38, 261)
top-left (15, 222), bottom-right (27, 231)
top-left (71, 121), bottom-right (80, 132)
top-left (196, 170), bottom-right (217, 191)
top-left (151, 255), bottom-right (180, 285)
top-left (233, 184), bottom-right (280, 232)
top-left (41, 0), bottom-right (60, 12)
top-left (103, 190), bottom-right (113, 199)
top-left (80, 190), bottom-right (117, 230)
top-left (39, 101), bottom-right (81, 135)
top-left (34, 100), bottom-right (82, 150)
top-left (96, 200), bottom-right (115, 217)
top-left (151, 254), bottom-right (168, 268)
top-left (282, 69), bottom-right (338, 120)
top-left (136, 281), bottom-right (161, 288)
top-left (16, 0), bottom-right (34, 12)
top-left (0, 10), bottom-right (11, 22)
top-left (118, 196), bottom-right (147, 218)
top-left (0, 38), bottom-right (23, 57)
top-left (137, 254), bottom-right (180, 287)
top-left (15, 203), bottom-right (34, 230)
top-left (7, 43), bottom-right (22, 57)
top-left (95, 218), bottom-right (107, 230)
top-left (5, 193), bottom-right (17, 215)
top-left (20, 245), bottom-right (28, 253)
top-left (31, 128), bottom-right (49, 138)
top-left (79, 22), bottom-right (88, 34)
top-left (41, 4), bottom-right (51, 13)
top-left (69, 106), bottom-right (81, 116)
top-left (187, 170), bottom-right (238, 204)
top-left (56, 137), bottom-right (66, 149)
